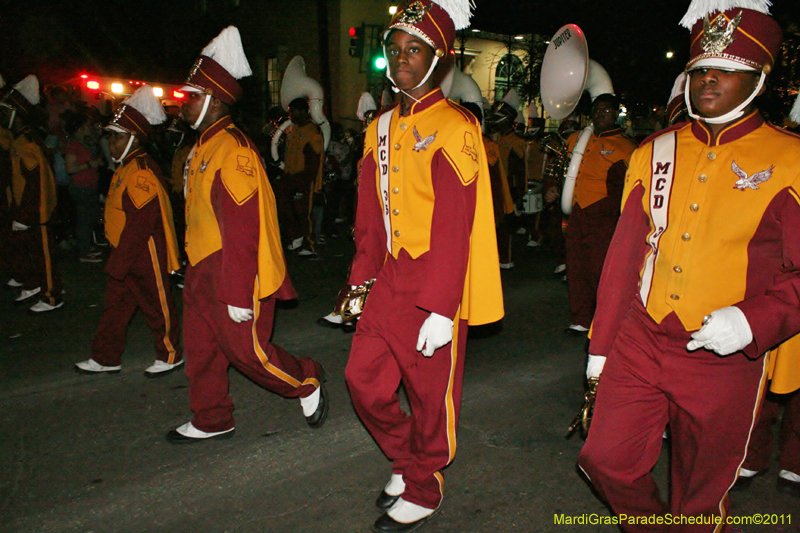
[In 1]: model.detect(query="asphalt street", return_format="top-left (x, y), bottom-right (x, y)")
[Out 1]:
top-left (1, 234), bottom-right (797, 533)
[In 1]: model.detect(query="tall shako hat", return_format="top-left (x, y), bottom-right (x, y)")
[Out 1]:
top-left (679, 0), bottom-right (782, 124)
top-left (107, 86), bottom-right (167, 163)
top-left (2, 75), bottom-right (40, 116)
top-left (1, 75), bottom-right (40, 129)
top-left (384, 0), bottom-right (474, 96)
top-left (182, 26), bottom-right (252, 129)
top-left (107, 86), bottom-right (167, 140)
top-left (183, 26), bottom-right (252, 105)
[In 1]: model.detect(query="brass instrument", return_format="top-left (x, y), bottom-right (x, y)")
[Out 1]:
top-left (335, 279), bottom-right (375, 321)
top-left (542, 134), bottom-right (570, 189)
top-left (567, 376), bottom-right (600, 438)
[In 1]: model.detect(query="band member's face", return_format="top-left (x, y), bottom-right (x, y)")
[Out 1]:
top-left (180, 91), bottom-right (206, 124)
top-left (689, 68), bottom-right (759, 119)
top-left (108, 130), bottom-right (132, 160)
top-left (386, 30), bottom-right (435, 92)
top-left (591, 101), bottom-right (618, 133)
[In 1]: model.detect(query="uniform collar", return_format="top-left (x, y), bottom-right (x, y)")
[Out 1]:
top-left (198, 116), bottom-right (234, 146)
top-left (404, 88), bottom-right (444, 116)
top-left (121, 146), bottom-right (146, 166)
top-left (690, 110), bottom-right (764, 146)
top-left (595, 126), bottom-right (624, 138)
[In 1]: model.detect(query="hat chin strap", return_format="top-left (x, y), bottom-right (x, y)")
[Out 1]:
top-left (7, 109), bottom-right (16, 130)
top-left (684, 70), bottom-right (766, 125)
top-left (191, 94), bottom-right (212, 130)
top-left (112, 134), bottom-right (136, 164)
top-left (384, 46), bottom-right (440, 105)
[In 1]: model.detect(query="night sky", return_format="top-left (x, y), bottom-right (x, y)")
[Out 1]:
top-left (1, 1), bottom-right (798, 110)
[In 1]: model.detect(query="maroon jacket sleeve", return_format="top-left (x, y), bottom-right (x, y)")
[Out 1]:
top-left (105, 191), bottom-right (159, 280)
top-left (349, 152), bottom-right (387, 285)
top-left (211, 172), bottom-right (259, 308)
top-left (737, 188), bottom-right (800, 357)
top-left (588, 183), bottom-right (650, 356)
top-left (415, 148), bottom-right (477, 319)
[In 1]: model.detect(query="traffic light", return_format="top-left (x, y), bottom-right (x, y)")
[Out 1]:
top-left (349, 26), bottom-right (364, 58)
top-left (373, 55), bottom-right (386, 70)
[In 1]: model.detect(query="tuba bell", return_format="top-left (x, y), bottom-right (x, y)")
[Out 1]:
top-left (540, 24), bottom-right (614, 215)
top-left (271, 56), bottom-right (331, 162)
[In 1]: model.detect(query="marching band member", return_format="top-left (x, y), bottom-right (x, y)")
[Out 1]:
top-left (343, 2), bottom-right (503, 531)
top-left (75, 86), bottom-right (183, 377)
top-left (578, 0), bottom-right (800, 526)
top-left (488, 101), bottom-right (519, 269)
top-left (168, 26), bottom-right (327, 443)
top-left (564, 94), bottom-right (636, 334)
top-left (1, 75), bottom-right (63, 313)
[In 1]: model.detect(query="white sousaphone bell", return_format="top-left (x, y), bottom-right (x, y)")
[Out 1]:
top-left (540, 24), bottom-right (614, 215)
top-left (440, 63), bottom-right (483, 111)
top-left (271, 56), bottom-right (331, 164)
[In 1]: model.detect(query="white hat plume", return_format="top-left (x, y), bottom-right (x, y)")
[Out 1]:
top-left (679, 0), bottom-right (772, 29)
top-left (432, 0), bottom-right (475, 30)
top-left (125, 86), bottom-right (167, 125)
top-left (201, 26), bottom-right (252, 80)
top-left (14, 75), bottom-right (40, 105)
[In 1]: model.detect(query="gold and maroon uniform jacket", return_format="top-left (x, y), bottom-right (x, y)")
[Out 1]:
top-left (170, 143), bottom-right (193, 195)
top-left (484, 134), bottom-right (514, 216)
top-left (104, 147), bottom-right (179, 280)
top-left (497, 129), bottom-right (526, 200)
top-left (10, 129), bottom-right (56, 226)
top-left (590, 112), bottom-right (800, 361)
top-left (184, 116), bottom-right (292, 307)
top-left (350, 89), bottom-right (503, 326)
top-left (566, 127), bottom-right (636, 214)
top-left (284, 120), bottom-right (324, 193)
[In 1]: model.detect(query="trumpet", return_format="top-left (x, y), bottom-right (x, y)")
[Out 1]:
top-left (335, 279), bottom-right (374, 321)
top-left (567, 376), bottom-right (600, 438)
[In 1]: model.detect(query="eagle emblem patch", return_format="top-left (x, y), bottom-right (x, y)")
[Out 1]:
top-left (413, 126), bottom-right (436, 152)
top-left (732, 161), bottom-right (774, 191)
top-left (599, 144), bottom-right (614, 156)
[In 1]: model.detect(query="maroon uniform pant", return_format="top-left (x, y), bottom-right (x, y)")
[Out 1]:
top-left (742, 388), bottom-right (800, 475)
top-left (183, 257), bottom-right (322, 433)
top-left (91, 238), bottom-right (181, 367)
top-left (345, 254), bottom-right (468, 510)
top-left (565, 205), bottom-right (617, 328)
top-left (16, 224), bottom-right (62, 306)
top-left (579, 299), bottom-right (767, 532)
top-left (274, 173), bottom-right (315, 249)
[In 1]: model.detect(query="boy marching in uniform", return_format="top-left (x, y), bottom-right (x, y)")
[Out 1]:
top-left (75, 86), bottom-right (183, 376)
top-left (343, 2), bottom-right (504, 531)
top-left (168, 27), bottom-right (327, 442)
top-left (1, 75), bottom-right (63, 313)
top-left (578, 1), bottom-right (800, 527)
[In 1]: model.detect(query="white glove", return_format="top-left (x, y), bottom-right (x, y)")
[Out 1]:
top-left (686, 306), bottom-right (752, 356)
top-left (416, 312), bottom-right (454, 357)
top-left (227, 305), bottom-right (254, 323)
top-left (586, 354), bottom-right (606, 380)
top-left (12, 221), bottom-right (30, 231)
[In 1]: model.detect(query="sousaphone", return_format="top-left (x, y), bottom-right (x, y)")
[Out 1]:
top-left (540, 24), bottom-right (614, 215)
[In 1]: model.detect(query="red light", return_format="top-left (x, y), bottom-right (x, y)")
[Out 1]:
top-left (80, 74), bottom-right (88, 79)
top-left (86, 80), bottom-right (100, 90)
top-left (173, 90), bottom-right (185, 99)
top-left (349, 27), bottom-right (357, 37)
